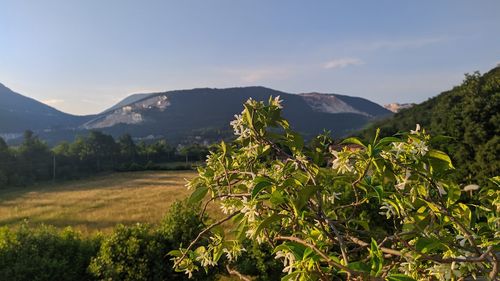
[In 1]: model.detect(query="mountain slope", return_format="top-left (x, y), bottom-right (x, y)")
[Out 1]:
top-left (300, 92), bottom-right (392, 117)
top-left (84, 87), bottom-right (390, 141)
top-left (101, 93), bottom-right (153, 114)
top-left (0, 83), bottom-right (93, 136)
top-left (0, 84), bottom-right (390, 144)
top-left (360, 67), bottom-right (500, 184)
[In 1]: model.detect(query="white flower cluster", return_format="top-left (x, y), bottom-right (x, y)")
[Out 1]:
top-left (244, 224), bottom-right (266, 244)
top-left (292, 154), bottom-right (308, 170)
top-left (379, 201), bottom-right (397, 219)
top-left (222, 242), bottom-right (246, 262)
top-left (427, 263), bottom-right (462, 280)
top-left (195, 247), bottom-right (217, 267)
top-left (240, 197), bottom-right (259, 222)
top-left (275, 250), bottom-right (296, 274)
top-left (395, 170), bottom-right (411, 190)
top-left (331, 148), bottom-right (354, 174)
top-left (271, 95), bottom-right (283, 109)
top-left (230, 114), bottom-right (251, 139)
top-left (220, 198), bottom-right (241, 215)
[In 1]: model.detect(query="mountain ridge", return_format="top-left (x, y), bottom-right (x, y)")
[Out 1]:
top-left (0, 84), bottom-right (391, 144)
top-left (0, 83), bottom-right (94, 136)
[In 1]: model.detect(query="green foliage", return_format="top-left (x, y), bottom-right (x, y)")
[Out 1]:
top-left (361, 67), bottom-right (500, 185)
top-left (0, 130), bottom-right (208, 188)
top-left (234, 240), bottom-right (284, 281)
top-left (172, 97), bottom-right (499, 280)
top-left (0, 224), bottom-right (100, 281)
top-left (158, 201), bottom-right (205, 247)
top-left (89, 201), bottom-right (218, 281)
top-left (89, 224), bottom-right (165, 281)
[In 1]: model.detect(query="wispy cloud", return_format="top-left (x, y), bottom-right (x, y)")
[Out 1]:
top-left (323, 58), bottom-right (364, 69)
top-left (42, 99), bottom-right (64, 106)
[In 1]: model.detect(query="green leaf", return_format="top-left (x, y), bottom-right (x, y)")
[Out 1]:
top-left (375, 137), bottom-right (402, 149)
top-left (287, 131), bottom-right (304, 151)
top-left (446, 184), bottom-right (461, 206)
top-left (423, 200), bottom-right (440, 214)
top-left (252, 179), bottom-right (273, 199)
top-left (415, 237), bottom-right (446, 253)
top-left (347, 261), bottom-right (370, 273)
top-left (189, 186), bottom-right (208, 204)
top-left (370, 238), bottom-right (383, 276)
top-left (167, 249), bottom-right (182, 257)
top-left (270, 190), bottom-right (286, 205)
top-left (386, 274), bottom-right (417, 281)
top-left (427, 149), bottom-right (454, 169)
top-left (294, 185), bottom-right (321, 212)
top-left (255, 214), bottom-right (286, 237)
top-left (341, 137), bottom-right (366, 148)
top-left (243, 105), bottom-right (254, 129)
top-left (281, 271), bottom-right (303, 281)
top-left (452, 203), bottom-right (472, 227)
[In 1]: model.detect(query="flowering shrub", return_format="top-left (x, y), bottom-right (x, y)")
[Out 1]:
top-left (171, 97), bottom-right (499, 280)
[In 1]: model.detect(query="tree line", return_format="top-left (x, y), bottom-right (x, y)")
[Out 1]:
top-left (360, 67), bottom-right (500, 185)
top-left (0, 130), bottom-right (209, 188)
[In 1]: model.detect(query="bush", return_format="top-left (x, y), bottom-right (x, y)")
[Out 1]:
top-left (90, 201), bottom-right (218, 281)
top-left (89, 224), bottom-right (164, 281)
top-left (0, 225), bottom-right (100, 281)
top-left (234, 240), bottom-right (283, 281)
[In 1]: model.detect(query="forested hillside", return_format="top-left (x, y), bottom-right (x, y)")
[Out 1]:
top-left (361, 67), bottom-right (500, 184)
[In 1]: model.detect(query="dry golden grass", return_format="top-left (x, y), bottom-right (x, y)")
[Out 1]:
top-left (0, 170), bottom-right (200, 235)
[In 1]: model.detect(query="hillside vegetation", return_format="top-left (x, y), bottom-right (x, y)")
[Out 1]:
top-left (361, 67), bottom-right (500, 184)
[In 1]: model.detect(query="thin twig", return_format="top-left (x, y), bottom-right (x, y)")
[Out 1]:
top-left (275, 236), bottom-right (383, 280)
top-left (226, 265), bottom-right (252, 281)
top-left (173, 212), bottom-right (239, 268)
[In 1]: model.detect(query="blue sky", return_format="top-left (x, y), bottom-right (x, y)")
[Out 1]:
top-left (1, 1), bottom-right (499, 115)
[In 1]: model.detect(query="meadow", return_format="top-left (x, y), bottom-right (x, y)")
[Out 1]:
top-left (0, 170), bottom-right (200, 235)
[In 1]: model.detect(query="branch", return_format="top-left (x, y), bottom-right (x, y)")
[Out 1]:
top-left (274, 236), bottom-right (383, 280)
top-left (173, 212), bottom-right (240, 268)
top-left (351, 235), bottom-right (495, 265)
top-left (346, 235), bottom-right (411, 258)
top-left (200, 193), bottom-right (250, 220)
top-left (226, 265), bottom-right (252, 281)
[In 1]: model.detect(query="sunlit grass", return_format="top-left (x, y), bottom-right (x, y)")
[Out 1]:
top-left (0, 170), bottom-right (204, 235)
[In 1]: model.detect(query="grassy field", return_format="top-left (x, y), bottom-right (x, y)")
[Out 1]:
top-left (0, 170), bottom-right (202, 235)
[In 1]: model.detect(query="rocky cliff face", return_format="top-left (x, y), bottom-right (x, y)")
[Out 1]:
top-left (83, 95), bottom-right (170, 129)
top-left (300, 93), bottom-right (370, 116)
top-left (384, 103), bottom-right (415, 113)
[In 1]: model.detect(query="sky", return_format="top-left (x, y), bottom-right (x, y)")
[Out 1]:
top-left (1, 1), bottom-right (499, 115)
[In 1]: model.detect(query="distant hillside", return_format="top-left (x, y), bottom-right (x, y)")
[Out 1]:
top-left (0, 84), bottom-right (390, 144)
top-left (361, 67), bottom-right (500, 184)
top-left (101, 93), bottom-right (153, 114)
top-left (83, 87), bottom-right (391, 141)
top-left (0, 83), bottom-right (93, 138)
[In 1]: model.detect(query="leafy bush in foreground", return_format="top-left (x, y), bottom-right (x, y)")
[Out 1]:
top-left (0, 225), bottom-right (100, 281)
top-left (172, 97), bottom-right (499, 280)
top-left (90, 201), bottom-right (218, 281)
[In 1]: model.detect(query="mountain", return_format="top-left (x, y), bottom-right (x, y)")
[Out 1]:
top-left (360, 66), bottom-right (500, 184)
top-left (300, 92), bottom-right (392, 117)
top-left (0, 84), bottom-right (391, 144)
top-left (0, 83), bottom-right (93, 140)
top-left (101, 93), bottom-right (153, 114)
top-left (82, 87), bottom-right (392, 141)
